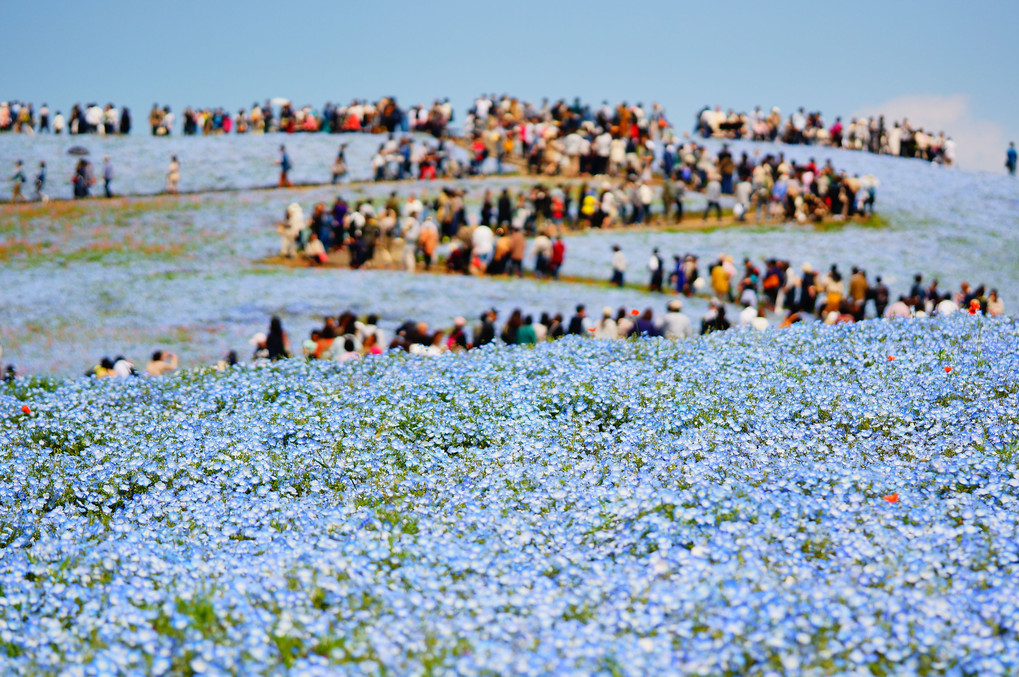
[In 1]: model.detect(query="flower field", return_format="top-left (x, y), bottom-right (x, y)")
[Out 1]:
top-left (2, 316), bottom-right (1018, 674)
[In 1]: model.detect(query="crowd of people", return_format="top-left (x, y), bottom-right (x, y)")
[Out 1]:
top-left (368, 135), bottom-right (465, 182)
top-left (157, 97), bottom-right (454, 138)
top-left (695, 105), bottom-right (956, 165)
top-left (275, 185), bottom-right (577, 276)
top-left (0, 264), bottom-right (1005, 381)
top-left (666, 256), bottom-right (1005, 327)
top-left (0, 101), bottom-right (131, 135)
top-left (272, 152), bottom-right (876, 276)
top-left (460, 95), bottom-right (672, 177)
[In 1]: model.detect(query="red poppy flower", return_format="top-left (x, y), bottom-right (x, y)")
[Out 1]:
top-left (883, 493), bottom-right (899, 503)
top-left (969, 300), bottom-right (980, 315)
top-left (631, 309), bottom-right (639, 316)
top-left (588, 327), bottom-right (596, 332)
top-left (887, 355), bottom-right (895, 361)
top-left (945, 366), bottom-right (952, 373)
top-left (21, 405), bottom-right (30, 415)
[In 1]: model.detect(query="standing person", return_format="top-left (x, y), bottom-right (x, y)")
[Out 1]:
top-left (611, 245), bottom-right (627, 287)
top-left (278, 145), bottom-right (293, 187)
top-left (265, 316), bottom-right (291, 361)
top-left (475, 309), bottom-right (497, 346)
top-left (279, 203), bottom-right (303, 258)
top-left (34, 161), bottom-right (47, 201)
top-left (402, 210), bottom-right (421, 272)
top-left (1007, 142), bottom-right (1017, 177)
top-left (567, 304), bottom-right (590, 335)
top-left (102, 156), bottom-right (114, 198)
top-left (703, 174), bottom-right (723, 221)
top-left (871, 275), bottom-right (890, 318)
top-left (166, 155), bottom-right (180, 194)
top-left (659, 299), bottom-right (694, 339)
top-left (149, 104), bottom-right (162, 135)
top-left (532, 229), bottom-right (552, 278)
top-left (508, 226), bottom-right (526, 277)
top-left (331, 145), bottom-right (347, 184)
top-left (73, 159), bottom-right (94, 198)
top-left (10, 160), bottom-right (26, 202)
top-left (549, 235), bottom-right (566, 279)
top-left (419, 216), bottom-right (439, 270)
top-left (648, 247), bottom-right (664, 292)
top-left (711, 258), bottom-right (732, 302)
top-left (38, 103), bottom-right (50, 132)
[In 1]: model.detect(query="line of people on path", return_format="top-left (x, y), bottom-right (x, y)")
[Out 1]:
top-left (695, 105), bottom-right (956, 165)
top-left (159, 97), bottom-right (454, 137)
top-left (680, 254), bottom-right (1005, 324)
top-left (7, 155), bottom-right (116, 202)
top-left (0, 101), bottom-right (131, 135)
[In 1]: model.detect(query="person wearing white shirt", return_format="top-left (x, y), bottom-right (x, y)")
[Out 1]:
top-left (531, 232), bottom-right (552, 277)
top-left (471, 224), bottom-right (494, 266)
top-left (611, 245), bottom-right (627, 288)
top-left (402, 214), bottom-right (420, 271)
top-left (405, 194), bottom-right (423, 219)
top-left (594, 132), bottom-right (612, 174)
top-left (658, 299), bottom-right (693, 339)
top-left (474, 96), bottom-right (491, 120)
top-left (594, 307), bottom-right (618, 339)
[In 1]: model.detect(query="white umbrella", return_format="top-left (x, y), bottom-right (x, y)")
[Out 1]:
top-left (270, 97), bottom-right (290, 107)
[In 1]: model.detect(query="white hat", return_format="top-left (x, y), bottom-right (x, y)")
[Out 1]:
top-left (602, 306), bottom-right (613, 317)
top-left (668, 299), bottom-right (683, 311)
top-left (249, 332), bottom-right (267, 345)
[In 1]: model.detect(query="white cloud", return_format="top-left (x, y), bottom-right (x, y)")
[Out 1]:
top-left (852, 93), bottom-right (1008, 172)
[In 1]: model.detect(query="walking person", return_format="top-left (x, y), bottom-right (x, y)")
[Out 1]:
top-left (1007, 142), bottom-right (1017, 177)
top-left (166, 155), bottom-right (180, 194)
top-left (9, 160), bottom-right (26, 202)
top-left (703, 174), bottom-right (723, 221)
top-left (611, 245), bottom-right (627, 288)
top-left (34, 161), bottom-right (47, 201)
top-left (278, 145), bottom-right (293, 187)
top-left (102, 156), bottom-right (114, 198)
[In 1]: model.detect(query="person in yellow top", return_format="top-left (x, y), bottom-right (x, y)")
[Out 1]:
top-left (711, 260), bottom-right (732, 301)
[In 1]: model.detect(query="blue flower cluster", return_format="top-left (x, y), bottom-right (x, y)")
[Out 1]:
top-left (2, 315), bottom-right (1018, 674)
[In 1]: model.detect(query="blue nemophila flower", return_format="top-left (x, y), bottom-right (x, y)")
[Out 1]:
top-left (0, 316), bottom-right (1017, 674)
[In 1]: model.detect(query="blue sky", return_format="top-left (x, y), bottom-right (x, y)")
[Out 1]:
top-left (3, 0), bottom-right (1015, 170)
